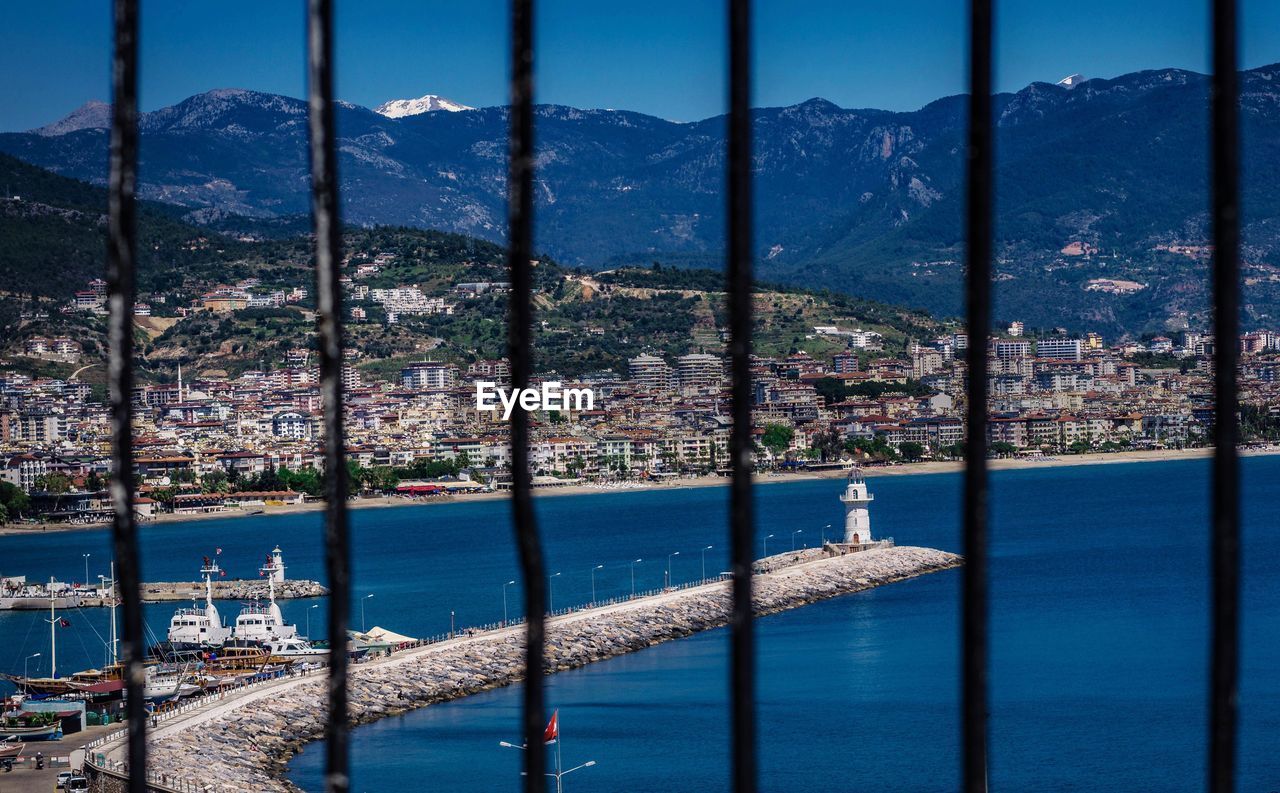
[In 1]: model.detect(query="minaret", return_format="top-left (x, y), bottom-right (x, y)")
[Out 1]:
top-left (177, 362), bottom-right (184, 402)
top-left (839, 467), bottom-right (874, 545)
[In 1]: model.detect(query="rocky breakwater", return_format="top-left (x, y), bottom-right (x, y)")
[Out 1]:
top-left (137, 579), bottom-right (328, 602)
top-left (127, 546), bottom-right (959, 792)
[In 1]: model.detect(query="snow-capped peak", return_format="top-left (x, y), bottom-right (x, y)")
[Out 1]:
top-left (374, 94), bottom-right (474, 118)
top-left (1056, 73), bottom-right (1086, 89)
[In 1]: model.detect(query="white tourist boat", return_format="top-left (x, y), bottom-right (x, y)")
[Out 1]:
top-left (165, 557), bottom-right (233, 651)
top-left (263, 636), bottom-right (329, 663)
top-left (143, 665), bottom-right (200, 701)
top-left (232, 551), bottom-right (299, 643)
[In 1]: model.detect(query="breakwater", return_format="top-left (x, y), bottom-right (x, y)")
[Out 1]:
top-left (89, 545), bottom-right (959, 792)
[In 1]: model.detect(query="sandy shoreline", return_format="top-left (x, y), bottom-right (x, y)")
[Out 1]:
top-left (2, 445), bottom-right (1275, 538)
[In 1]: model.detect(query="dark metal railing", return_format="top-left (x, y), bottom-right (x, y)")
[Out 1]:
top-left (506, 1), bottom-right (549, 790)
top-left (1208, 0), bottom-right (1241, 790)
top-left (95, 0), bottom-right (1243, 791)
top-left (962, 0), bottom-right (993, 790)
top-left (726, 1), bottom-right (758, 792)
top-left (305, 2), bottom-right (353, 792)
top-left (105, 2), bottom-right (146, 792)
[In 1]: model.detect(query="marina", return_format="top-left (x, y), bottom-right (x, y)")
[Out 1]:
top-left (0, 461), bottom-right (1277, 790)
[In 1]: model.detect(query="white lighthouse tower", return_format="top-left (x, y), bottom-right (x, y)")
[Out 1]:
top-left (839, 467), bottom-right (874, 546)
top-left (266, 546), bottom-right (286, 584)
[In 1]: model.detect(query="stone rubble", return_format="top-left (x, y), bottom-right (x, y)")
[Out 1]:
top-left (138, 546), bottom-right (960, 792)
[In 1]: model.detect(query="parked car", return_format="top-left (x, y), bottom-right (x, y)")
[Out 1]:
top-left (56, 770), bottom-right (74, 788)
top-left (65, 777), bottom-right (90, 792)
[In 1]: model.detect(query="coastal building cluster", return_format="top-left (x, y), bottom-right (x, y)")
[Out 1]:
top-left (2, 292), bottom-right (1280, 521)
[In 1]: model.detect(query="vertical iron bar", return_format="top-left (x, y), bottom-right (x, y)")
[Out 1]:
top-left (1208, 0), bottom-right (1240, 789)
top-left (727, 1), bottom-right (756, 791)
top-left (306, 2), bottom-right (351, 792)
top-left (106, 1), bottom-right (145, 790)
top-left (508, 0), bottom-right (548, 789)
top-left (963, 0), bottom-right (993, 790)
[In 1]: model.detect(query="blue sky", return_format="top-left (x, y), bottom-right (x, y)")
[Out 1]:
top-left (2, 0), bottom-right (1279, 131)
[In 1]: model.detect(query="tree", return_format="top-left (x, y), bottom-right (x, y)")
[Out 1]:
top-left (899, 441), bottom-right (926, 462)
top-left (0, 482), bottom-right (30, 520)
top-left (761, 424), bottom-right (795, 459)
top-left (35, 473), bottom-right (72, 494)
top-left (988, 441), bottom-right (1017, 458)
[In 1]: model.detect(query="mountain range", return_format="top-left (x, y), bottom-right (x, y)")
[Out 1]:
top-left (4, 65), bottom-right (1280, 335)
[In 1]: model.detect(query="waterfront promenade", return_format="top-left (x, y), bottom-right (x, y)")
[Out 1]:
top-left (79, 544), bottom-right (958, 792)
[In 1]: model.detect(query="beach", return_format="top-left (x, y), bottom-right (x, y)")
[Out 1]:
top-left (2, 445), bottom-right (1274, 537)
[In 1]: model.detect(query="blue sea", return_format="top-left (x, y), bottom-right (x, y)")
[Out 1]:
top-left (1, 458), bottom-right (1277, 791)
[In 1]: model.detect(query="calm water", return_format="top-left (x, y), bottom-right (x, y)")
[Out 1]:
top-left (2, 459), bottom-right (1277, 790)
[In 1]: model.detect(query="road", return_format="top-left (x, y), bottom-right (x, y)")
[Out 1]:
top-left (1, 723), bottom-right (117, 793)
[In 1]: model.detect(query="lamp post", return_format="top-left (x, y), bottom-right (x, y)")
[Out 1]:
top-left (590, 565), bottom-right (603, 604)
top-left (500, 737), bottom-right (597, 793)
top-left (630, 558), bottom-right (642, 598)
top-left (25, 652), bottom-right (40, 682)
top-left (666, 551), bottom-right (680, 588)
top-left (361, 593), bottom-right (374, 632)
top-left (502, 580), bottom-right (516, 626)
top-left (701, 545), bottom-right (713, 582)
top-left (305, 603), bottom-right (319, 638)
top-left (82, 553), bottom-right (90, 588)
top-left (450, 610), bottom-right (455, 639)
top-left (549, 572), bottom-right (561, 613)
top-left (763, 533), bottom-right (775, 557)
top-left (822, 523), bottom-right (831, 545)
top-left (792, 529), bottom-right (803, 551)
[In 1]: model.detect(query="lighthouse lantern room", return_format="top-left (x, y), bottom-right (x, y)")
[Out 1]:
top-left (839, 467), bottom-right (874, 546)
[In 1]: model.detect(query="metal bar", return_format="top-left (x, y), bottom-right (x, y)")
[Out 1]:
top-left (305, 2), bottom-right (352, 792)
top-left (105, 1), bottom-right (146, 790)
top-left (106, 0), bottom-right (146, 785)
top-left (1208, 0), bottom-right (1240, 789)
top-left (507, 0), bottom-right (547, 789)
top-left (726, 1), bottom-right (757, 791)
top-left (962, 0), bottom-right (993, 790)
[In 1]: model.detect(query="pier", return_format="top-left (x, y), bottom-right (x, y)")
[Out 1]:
top-left (0, 579), bottom-right (327, 610)
top-left (78, 545), bottom-right (960, 792)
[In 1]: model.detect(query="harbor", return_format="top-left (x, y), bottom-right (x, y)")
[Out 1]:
top-left (1, 547), bottom-right (327, 610)
top-left (84, 543), bottom-right (960, 792)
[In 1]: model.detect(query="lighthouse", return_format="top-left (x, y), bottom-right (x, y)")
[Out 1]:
top-left (265, 546), bottom-right (286, 584)
top-left (839, 467), bottom-right (874, 545)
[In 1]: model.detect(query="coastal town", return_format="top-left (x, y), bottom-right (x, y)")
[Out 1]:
top-left (2, 270), bottom-right (1279, 526)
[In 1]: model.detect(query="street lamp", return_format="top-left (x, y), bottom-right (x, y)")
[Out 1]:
top-left (82, 553), bottom-right (90, 587)
top-left (630, 559), bottom-right (643, 598)
top-left (666, 551), bottom-right (680, 588)
top-left (763, 533), bottom-right (775, 557)
top-left (792, 529), bottom-right (803, 551)
top-left (25, 652), bottom-right (40, 681)
top-left (701, 545), bottom-right (713, 581)
top-left (305, 603), bottom-right (319, 637)
top-left (361, 593), bottom-right (374, 632)
top-left (503, 580), bottom-right (516, 626)
top-left (822, 523), bottom-right (831, 545)
top-left (590, 565), bottom-right (603, 604)
top-left (549, 572), bottom-right (561, 613)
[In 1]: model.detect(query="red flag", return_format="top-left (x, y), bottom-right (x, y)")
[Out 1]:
top-left (58, 617), bottom-right (71, 628)
top-left (543, 710), bottom-right (559, 745)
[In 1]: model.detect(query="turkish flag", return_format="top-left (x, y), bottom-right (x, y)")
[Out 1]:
top-left (543, 710), bottom-right (559, 745)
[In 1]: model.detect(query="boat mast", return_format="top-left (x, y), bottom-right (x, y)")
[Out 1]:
top-left (109, 561), bottom-right (118, 666)
top-left (48, 576), bottom-right (56, 679)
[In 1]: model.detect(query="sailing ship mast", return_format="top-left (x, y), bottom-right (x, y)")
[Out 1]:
top-left (45, 576), bottom-right (57, 679)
